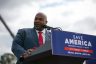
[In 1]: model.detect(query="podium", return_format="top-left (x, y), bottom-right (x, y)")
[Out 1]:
top-left (22, 42), bottom-right (86, 64)
top-left (21, 29), bottom-right (96, 64)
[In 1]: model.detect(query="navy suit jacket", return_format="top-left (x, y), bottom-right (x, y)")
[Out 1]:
top-left (11, 28), bottom-right (51, 63)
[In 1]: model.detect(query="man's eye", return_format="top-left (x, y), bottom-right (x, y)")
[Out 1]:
top-left (39, 18), bottom-right (44, 21)
top-left (35, 17), bottom-right (44, 21)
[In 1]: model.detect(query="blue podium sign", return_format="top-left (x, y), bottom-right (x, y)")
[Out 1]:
top-left (51, 29), bottom-right (96, 59)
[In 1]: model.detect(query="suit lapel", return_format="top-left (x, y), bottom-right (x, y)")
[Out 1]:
top-left (45, 30), bottom-right (51, 44)
top-left (31, 28), bottom-right (39, 47)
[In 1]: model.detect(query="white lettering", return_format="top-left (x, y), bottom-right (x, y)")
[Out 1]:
top-left (64, 38), bottom-right (92, 47)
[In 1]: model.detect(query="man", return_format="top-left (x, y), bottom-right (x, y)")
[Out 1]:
top-left (11, 12), bottom-right (51, 64)
top-left (12, 12), bottom-right (86, 64)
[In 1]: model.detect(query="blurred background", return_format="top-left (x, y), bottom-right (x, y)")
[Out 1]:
top-left (0, 0), bottom-right (96, 64)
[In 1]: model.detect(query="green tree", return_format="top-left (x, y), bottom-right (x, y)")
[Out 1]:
top-left (0, 53), bottom-right (17, 64)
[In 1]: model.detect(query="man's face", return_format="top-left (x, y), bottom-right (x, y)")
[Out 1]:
top-left (34, 13), bottom-right (47, 31)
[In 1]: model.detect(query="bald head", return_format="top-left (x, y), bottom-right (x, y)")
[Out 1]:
top-left (34, 12), bottom-right (47, 31)
top-left (35, 12), bottom-right (47, 21)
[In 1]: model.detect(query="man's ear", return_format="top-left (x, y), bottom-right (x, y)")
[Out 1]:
top-left (46, 21), bottom-right (48, 24)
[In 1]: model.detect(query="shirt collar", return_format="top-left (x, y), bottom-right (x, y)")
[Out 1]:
top-left (36, 29), bottom-right (46, 34)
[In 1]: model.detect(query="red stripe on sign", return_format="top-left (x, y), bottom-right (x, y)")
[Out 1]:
top-left (64, 47), bottom-right (93, 53)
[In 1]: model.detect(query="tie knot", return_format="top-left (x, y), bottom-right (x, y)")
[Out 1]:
top-left (38, 31), bottom-right (42, 34)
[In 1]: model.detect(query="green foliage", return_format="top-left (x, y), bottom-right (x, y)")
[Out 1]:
top-left (0, 53), bottom-right (17, 64)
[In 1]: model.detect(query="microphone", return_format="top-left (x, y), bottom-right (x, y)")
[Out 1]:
top-left (43, 25), bottom-right (52, 30)
top-left (43, 25), bottom-right (62, 31)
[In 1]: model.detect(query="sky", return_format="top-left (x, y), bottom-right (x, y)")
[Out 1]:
top-left (0, 0), bottom-right (96, 56)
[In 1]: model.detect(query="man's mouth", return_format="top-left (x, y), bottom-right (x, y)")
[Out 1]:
top-left (34, 24), bottom-right (40, 27)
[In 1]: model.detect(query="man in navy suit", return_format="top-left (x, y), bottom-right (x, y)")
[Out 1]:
top-left (11, 12), bottom-right (51, 64)
top-left (12, 12), bottom-right (86, 64)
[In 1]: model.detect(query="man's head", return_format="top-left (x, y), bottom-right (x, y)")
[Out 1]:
top-left (34, 12), bottom-right (47, 31)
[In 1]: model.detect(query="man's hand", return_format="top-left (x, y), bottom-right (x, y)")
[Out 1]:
top-left (20, 48), bottom-right (36, 59)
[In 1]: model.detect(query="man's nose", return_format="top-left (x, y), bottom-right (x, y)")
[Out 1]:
top-left (34, 19), bottom-right (39, 22)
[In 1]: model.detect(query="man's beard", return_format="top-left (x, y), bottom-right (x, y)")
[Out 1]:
top-left (34, 25), bottom-right (44, 31)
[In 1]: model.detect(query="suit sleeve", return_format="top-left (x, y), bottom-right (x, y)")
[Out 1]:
top-left (11, 29), bottom-right (26, 59)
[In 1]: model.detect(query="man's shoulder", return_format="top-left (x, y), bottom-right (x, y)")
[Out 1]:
top-left (17, 28), bottom-right (34, 33)
top-left (19, 28), bottom-right (33, 31)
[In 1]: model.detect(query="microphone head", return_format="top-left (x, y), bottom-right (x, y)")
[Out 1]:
top-left (43, 25), bottom-right (52, 30)
top-left (43, 25), bottom-right (62, 31)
